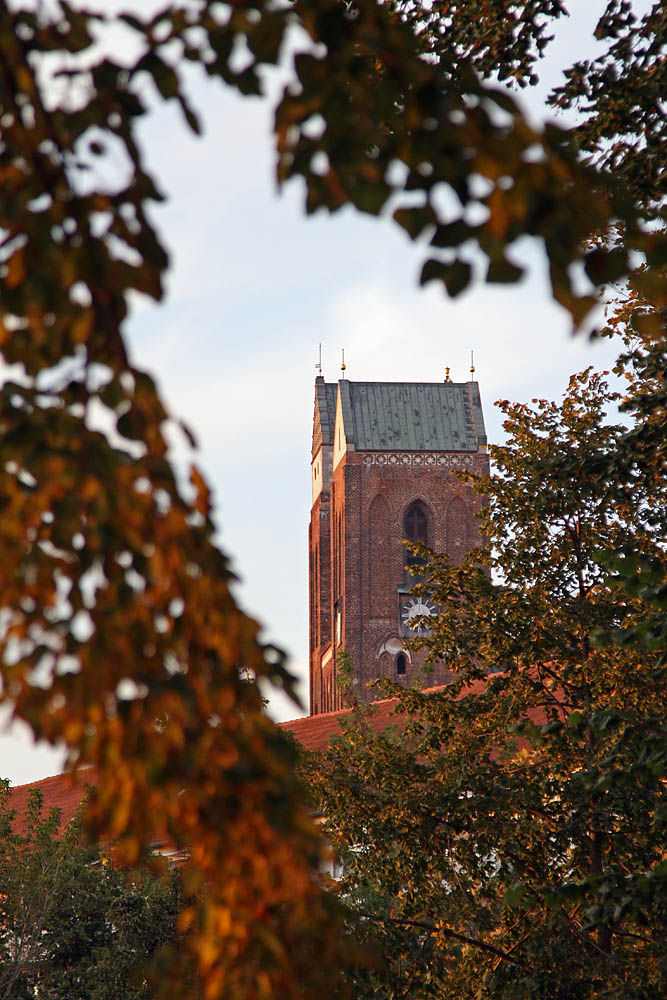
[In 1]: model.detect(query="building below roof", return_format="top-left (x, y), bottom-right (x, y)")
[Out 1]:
top-left (7, 676), bottom-right (553, 839)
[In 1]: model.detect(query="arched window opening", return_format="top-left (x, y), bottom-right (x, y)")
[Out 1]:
top-left (369, 494), bottom-right (392, 616)
top-left (378, 651), bottom-right (393, 676)
top-left (396, 652), bottom-right (407, 675)
top-left (404, 501), bottom-right (428, 567)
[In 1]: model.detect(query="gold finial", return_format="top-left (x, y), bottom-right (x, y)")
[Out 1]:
top-left (444, 366), bottom-right (451, 383)
top-left (341, 348), bottom-right (346, 374)
top-left (315, 342), bottom-right (322, 375)
top-left (470, 350), bottom-right (475, 378)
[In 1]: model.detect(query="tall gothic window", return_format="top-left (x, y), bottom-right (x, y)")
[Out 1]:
top-left (404, 501), bottom-right (428, 566)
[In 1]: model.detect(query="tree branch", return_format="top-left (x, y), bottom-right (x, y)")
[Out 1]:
top-left (356, 911), bottom-right (527, 967)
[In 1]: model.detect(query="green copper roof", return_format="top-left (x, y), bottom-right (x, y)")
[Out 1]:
top-left (313, 378), bottom-right (487, 455)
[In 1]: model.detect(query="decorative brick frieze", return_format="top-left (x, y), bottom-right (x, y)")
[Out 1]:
top-left (362, 452), bottom-right (476, 468)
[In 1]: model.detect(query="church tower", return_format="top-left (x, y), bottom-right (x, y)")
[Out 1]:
top-left (309, 374), bottom-right (489, 715)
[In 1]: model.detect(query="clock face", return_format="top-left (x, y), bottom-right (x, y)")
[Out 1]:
top-left (401, 597), bottom-right (437, 632)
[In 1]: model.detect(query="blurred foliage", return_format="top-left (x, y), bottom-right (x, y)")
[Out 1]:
top-left (0, 0), bottom-right (664, 997)
top-left (274, 0), bottom-right (663, 320)
top-left (0, 3), bottom-right (353, 998)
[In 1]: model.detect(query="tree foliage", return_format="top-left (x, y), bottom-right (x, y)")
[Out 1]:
top-left (0, 4), bottom-right (349, 997)
top-left (0, 781), bottom-right (181, 1000)
top-left (391, 0), bottom-right (568, 88)
top-left (420, 369), bottom-right (662, 679)
top-left (550, 1), bottom-right (666, 215)
top-left (0, 0), bottom-right (664, 997)
top-left (308, 368), bottom-right (667, 999)
top-left (275, 0), bottom-right (663, 316)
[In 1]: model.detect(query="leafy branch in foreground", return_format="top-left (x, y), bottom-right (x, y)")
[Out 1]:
top-left (0, 1), bottom-right (664, 997)
top-left (0, 4), bottom-right (350, 997)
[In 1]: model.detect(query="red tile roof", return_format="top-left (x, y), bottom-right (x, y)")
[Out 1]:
top-left (7, 767), bottom-right (98, 834)
top-left (7, 684), bottom-right (487, 828)
top-left (282, 698), bottom-right (395, 749)
top-left (280, 686), bottom-right (453, 748)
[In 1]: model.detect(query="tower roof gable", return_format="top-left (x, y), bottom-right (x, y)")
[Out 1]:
top-left (312, 377), bottom-right (338, 457)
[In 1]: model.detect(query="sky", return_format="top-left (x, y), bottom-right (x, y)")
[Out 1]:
top-left (1, 1), bottom-right (633, 785)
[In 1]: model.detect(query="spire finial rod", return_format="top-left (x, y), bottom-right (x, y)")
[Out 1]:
top-left (444, 366), bottom-right (451, 383)
top-left (469, 350), bottom-right (475, 379)
top-left (315, 342), bottom-right (322, 375)
top-left (341, 348), bottom-right (346, 374)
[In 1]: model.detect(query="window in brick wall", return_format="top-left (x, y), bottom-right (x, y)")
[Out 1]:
top-left (378, 650), bottom-right (393, 675)
top-left (370, 494), bottom-right (391, 616)
top-left (404, 501), bottom-right (428, 566)
top-left (396, 652), bottom-right (407, 675)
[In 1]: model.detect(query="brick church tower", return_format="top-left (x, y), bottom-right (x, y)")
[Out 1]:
top-left (309, 374), bottom-right (489, 715)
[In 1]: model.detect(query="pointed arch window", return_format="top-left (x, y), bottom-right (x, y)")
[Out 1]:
top-left (404, 501), bottom-right (429, 566)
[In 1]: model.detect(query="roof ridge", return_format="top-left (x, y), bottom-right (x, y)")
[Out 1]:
top-left (280, 684), bottom-right (449, 728)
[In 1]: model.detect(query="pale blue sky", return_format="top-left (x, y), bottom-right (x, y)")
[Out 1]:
top-left (1, 1), bottom-right (633, 784)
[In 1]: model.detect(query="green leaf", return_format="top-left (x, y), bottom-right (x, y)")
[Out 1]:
top-left (420, 258), bottom-right (471, 297)
top-left (430, 220), bottom-right (475, 249)
top-left (503, 882), bottom-right (525, 908)
top-left (394, 206), bottom-right (437, 240)
top-left (486, 255), bottom-right (523, 283)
